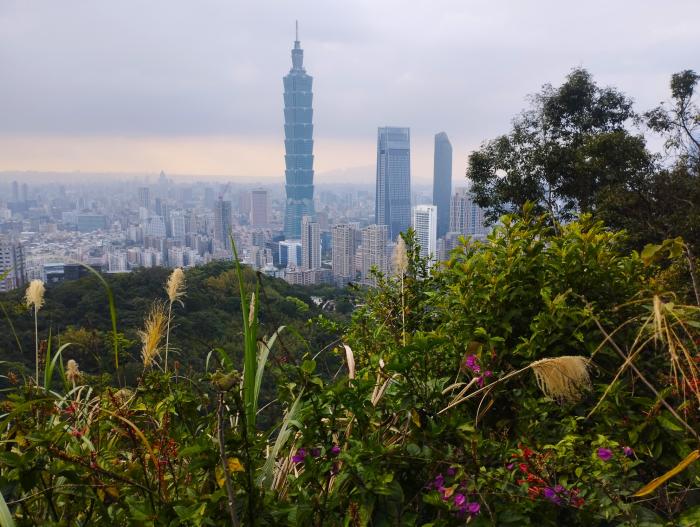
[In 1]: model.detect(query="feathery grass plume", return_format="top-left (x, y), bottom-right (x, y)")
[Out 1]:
top-left (66, 359), bottom-right (80, 385)
top-left (26, 279), bottom-right (46, 381)
top-left (392, 236), bottom-right (408, 276)
top-left (164, 268), bottom-right (186, 372)
top-left (531, 356), bottom-right (591, 403)
top-left (139, 301), bottom-right (167, 369)
top-left (25, 279), bottom-right (45, 311)
top-left (166, 267), bottom-right (186, 304)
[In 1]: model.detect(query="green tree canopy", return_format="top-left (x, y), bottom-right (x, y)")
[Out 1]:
top-left (467, 68), bottom-right (652, 223)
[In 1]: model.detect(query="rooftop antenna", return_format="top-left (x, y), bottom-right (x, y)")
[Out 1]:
top-left (295, 20), bottom-right (299, 41)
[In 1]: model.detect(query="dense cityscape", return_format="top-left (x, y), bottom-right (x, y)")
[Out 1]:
top-left (0, 31), bottom-right (487, 292)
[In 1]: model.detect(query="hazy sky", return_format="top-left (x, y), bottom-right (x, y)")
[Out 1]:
top-left (1, 0), bottom-right (698, 183)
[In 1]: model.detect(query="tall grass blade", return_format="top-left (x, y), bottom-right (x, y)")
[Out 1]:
top-left (254, 326), bottom-right (285, 411)
top-left (72, 261), bottom-right (119, 371)
top-left (229, 233), bottom-right (258, 436)
top-left (0, 489), bottom-right (15, 527)
top-left (44, 343), bottom-right (72, 391)
top-left (258, 389), bottom-right (303, 488)
top-left (633, 450), bottom-right (700, 497)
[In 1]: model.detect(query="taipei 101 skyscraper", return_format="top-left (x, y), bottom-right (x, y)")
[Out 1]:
top-left (283, 22), bottom-right (315, 238)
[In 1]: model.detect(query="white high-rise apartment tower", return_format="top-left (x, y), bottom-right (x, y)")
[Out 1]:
top-left (0, 237), bottom-right (26, 292)
top-left (361, 224), bottom-right (389, 285)
top-left (412, 205), bottom-right (437, 265)
top-left (331, 224), bottom-right (357, 284)
top-left (301, 216), bottom-right (321, 270)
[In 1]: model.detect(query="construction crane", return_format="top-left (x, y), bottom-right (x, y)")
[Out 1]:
top-left (218, 182), bottom-right (231, 200)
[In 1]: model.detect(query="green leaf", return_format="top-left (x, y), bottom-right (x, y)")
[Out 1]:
top-left (640, 243), bottom-right (661, 265)
top-left (301, 359), bottom-right (316, 374)
top-left (657, 414), bottom-right (683, 433)
top-left (678, 505), bottom-right (700, 526)
top-left (0, 490), bottom-right (15, 527)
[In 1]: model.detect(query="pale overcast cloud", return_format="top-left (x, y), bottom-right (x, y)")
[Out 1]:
top-left (0, 0), bottom-right (698, 181)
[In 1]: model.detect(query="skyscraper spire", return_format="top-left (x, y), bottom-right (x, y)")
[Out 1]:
top-left (283, 23), bottom-right (315, 238)
top-left (296, 20), bottom-right (299, 42)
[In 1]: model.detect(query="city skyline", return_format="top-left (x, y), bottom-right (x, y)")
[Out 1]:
top-left (2, 2), bottom-right (698, 181)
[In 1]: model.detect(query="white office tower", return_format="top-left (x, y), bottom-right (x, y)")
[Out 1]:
top-left (361, 224), bottom-right (389, 285)
top-left (450, 188), bottom-right (487, 239)
top-left (0, 237), bottom-right (26, 292)
top-left (331, 224), bottom-right (357, 285)
top-left (413, 205), bottom-right (437, 266)
top-left (301, 216), bottom-right (321, 270)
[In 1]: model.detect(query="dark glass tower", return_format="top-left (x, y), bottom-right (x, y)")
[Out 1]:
top-left (432, 132), bottom-right (452, 238)
top-left (376, 127), bottom-right (411, 240)
top-left (283, 23), bottom-right (315, 238)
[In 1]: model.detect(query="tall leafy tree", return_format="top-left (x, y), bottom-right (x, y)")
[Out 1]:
top-left (645, 69), bottom-right (700, 172)
top-left (467, 68), bottom-right (652, 223)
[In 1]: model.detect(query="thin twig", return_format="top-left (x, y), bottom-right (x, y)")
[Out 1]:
top-left (592, 317), bottom-right (700, 442)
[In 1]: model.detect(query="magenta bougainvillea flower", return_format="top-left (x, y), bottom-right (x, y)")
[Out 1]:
top-left (464, 354), bottom-right (481, 373)
top-left (597, 447), bottom-right (613, 461)
top-left (292, 448), bottom-right (307, 464)
top-left (622, 446), bottom-right (634, 457)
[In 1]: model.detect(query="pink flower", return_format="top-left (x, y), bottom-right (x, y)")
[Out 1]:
top-left (453, 493), bottom-right (466, 507)
top-left (622, 446), bottom-right (634, 457)
top-left (597, 447), bottom-right (613, 461)
top-left (330, 444), bottom-right (341, 456)
top-left (467, 502), bottom-right (481, 515)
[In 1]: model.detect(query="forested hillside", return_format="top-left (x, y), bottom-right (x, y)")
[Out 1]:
top-left (0, 261), bottom-right (349, 384)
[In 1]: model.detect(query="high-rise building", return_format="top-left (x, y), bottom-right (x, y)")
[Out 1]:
top-left (361, 224), bottom-right (389, 285)
top-left (433, 132), bottom-right (452, 238)
top-left (250, 188), bottom-right (269, 227)
top-left (11, 181), bottom-right (18, 202)
top-left (332, 224), bottom-right (358, 285)
top-left (450, 188), bottom-right (487, 238)
top-left (301, 215), bottom-right (321, 270)
top-left (21, 183), bottom-right (28, 203)
top-left (0, 237), bottom-right (26, 292)
top-left (279, 240), bottom-right (302, 268)
top-left (138, 187), bottom-right (150, 210)
top-left (214, 197), bottom-right (233, 249)
top-left (283, 23), bottom-right (315, 238)
top-left (376, 127), bottom-right (411, 240)
top-left (413, 205), bottom-right (437, 265)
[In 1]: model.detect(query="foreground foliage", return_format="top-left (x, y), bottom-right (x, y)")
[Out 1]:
top-left (1, 211), bottom-right (700, 526)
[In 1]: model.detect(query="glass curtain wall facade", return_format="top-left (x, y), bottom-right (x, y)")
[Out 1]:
top-left (432, 132), bottom-right (452, 238)
top-left (376, 127), bottom-right (411, 240)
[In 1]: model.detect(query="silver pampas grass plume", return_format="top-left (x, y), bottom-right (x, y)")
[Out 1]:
top-left (25, 279), bottom-right (45, 311)
top-left (165, 267), bottom-right (186, 304)
top-left (392, 237), bottom-right (408, 276)
top-left (530, 356), bottom-right (591, 403)
top-left (139, 302), bottom-right (167, 369)
top-left (66, 359), bottom-right (81, 384)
